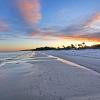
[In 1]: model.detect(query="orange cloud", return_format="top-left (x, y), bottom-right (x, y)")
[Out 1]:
top-left (86, 13), bottom-right (100, 29)
top-left (58, 34), bottom-right (100, 43)
top-left (19, 0), bottom-right (41, 26)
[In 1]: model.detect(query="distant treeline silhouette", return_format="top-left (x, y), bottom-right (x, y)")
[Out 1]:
top-left (35, 47), bottom-right (56, 50)
top-left (22, 43), bottom-right (100, 51)
top-left (91, 44), bottom-right (100, 49)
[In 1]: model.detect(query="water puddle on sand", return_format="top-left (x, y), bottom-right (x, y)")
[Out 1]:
top-left (0, 52), bottom-right (57, 67)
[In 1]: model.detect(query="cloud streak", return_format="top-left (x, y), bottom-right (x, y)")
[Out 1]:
top-left (0, 19), bottom-right (10, 32)
top-left (34, 12), bottom-right (100, 43)
top-left (84, 13), bottom-right (100, 33)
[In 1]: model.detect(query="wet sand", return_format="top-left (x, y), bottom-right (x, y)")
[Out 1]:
top-left (0, 51), bottom-right (100, 100)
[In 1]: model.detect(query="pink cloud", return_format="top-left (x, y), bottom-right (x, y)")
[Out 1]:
top-left (18, 0), bottom-right (41, 26)
top-left (0, 20), bottom-right (10, 32)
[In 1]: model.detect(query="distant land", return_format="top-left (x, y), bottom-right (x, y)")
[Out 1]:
top-left (21, 43), bottom-right (100, 51)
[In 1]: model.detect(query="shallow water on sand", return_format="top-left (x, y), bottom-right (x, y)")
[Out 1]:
top-left (0, 51), bottom-right (34, 66)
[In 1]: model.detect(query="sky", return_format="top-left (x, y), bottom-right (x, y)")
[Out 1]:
top-left (0, 0), bottom-right (100, 50)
